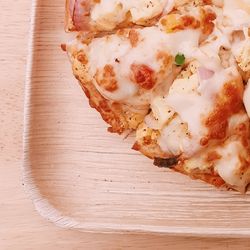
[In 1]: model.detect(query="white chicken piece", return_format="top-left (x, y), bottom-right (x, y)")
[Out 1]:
top-left (216, 140), bottom-right (250, 191)
top-left (158, 116), bottom-right (189, 156)
top-left (223, 0), bottom-right (250, 30)
top-left (238, 39), bottom-right (250, 73)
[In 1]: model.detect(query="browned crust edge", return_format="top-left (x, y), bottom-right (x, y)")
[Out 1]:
top-left (65, 0), bottom-right (75, 32)
top-left (173, 164), bottom-right (226, 188)
top-left (76, 76), bottom-right (130, 134)
top-left (71, 51), bottom-right (146, 134)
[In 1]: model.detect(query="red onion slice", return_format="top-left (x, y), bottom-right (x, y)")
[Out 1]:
top-left (198, 67), bottom-right (215, 81)
top-left (70, 0), bottom-right (91, 31)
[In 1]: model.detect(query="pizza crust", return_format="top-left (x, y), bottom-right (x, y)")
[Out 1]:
top-left (72, 54), bottom-right (146, 134)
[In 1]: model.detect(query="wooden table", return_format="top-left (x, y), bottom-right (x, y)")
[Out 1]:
top-left (1, 1), bottom-right (250, 249)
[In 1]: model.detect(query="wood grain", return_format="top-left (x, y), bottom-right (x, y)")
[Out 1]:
top-left (1, 0), bottom-right (250, 249)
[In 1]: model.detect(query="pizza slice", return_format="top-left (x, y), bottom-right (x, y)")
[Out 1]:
top-left (63, 3), bottom-right (216, 133)
top-left (65, 0), bottom-right (220, 32)
top-left (65, 0), bottom-right (173, 32)
top-left (134, 58), bottom-right (250, 192)
top-left (63, 0), bottom-right (250, 192)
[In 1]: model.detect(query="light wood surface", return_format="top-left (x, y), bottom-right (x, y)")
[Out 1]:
top-left (1, 0), bottom-right (250, 249)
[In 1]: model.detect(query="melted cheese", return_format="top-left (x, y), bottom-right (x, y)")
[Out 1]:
top-left (158, 63), bottom-right (238, 156)
top-left (88, 34), bottom-right (137, 101)
top-left (216, 140), bottom-right (250, 190)
top-left (85, 27), bottom-right (200, 105)
top-left (223, 0), bottom-right (250, 30)
top-left (66, 0), bottom-right (250, 191)
top-left (91, 0), bottom-right (169, 30)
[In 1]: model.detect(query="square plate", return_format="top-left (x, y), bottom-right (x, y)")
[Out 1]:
top-left (23, 0), bottom-right (250, 237)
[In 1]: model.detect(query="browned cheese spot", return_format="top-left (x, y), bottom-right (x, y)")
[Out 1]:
top-left (94, 64), bottom-right (118, 92)
top-left (204, 80), bottom-right (244, 143)
top-left (200, 8), bottom-right (216, 36)
top-left (131, 64), bottom-right (156, 90)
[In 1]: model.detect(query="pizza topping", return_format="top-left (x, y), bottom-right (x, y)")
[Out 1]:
top-left (128, 0), bottom-right (168, 24)
top-left (66, 0), bottom-right (176, 32)
top-left (158, 116), bottom-right (190, 156)
top-left (65, 0), bottom-right (250, 191)
top-left (94, 64), bottom-right (118, 92)
top-left (200, 8), bottom-right (216, 36)
top-left (174, 53), bottom-right (185, 66)
top-left (131, 64), bottom-right (156, 90)
top-left (160, 14), bottom-right (200, 33)
top-left (154, 157), bottom-right (178, 168)
top-left (145, 97), bottom-right (175, 129)
top-left (223, 0), bottom-right (250, 31)
top-left (67, 26), bottom-right (200, 106)
top-left (205, 151), bottom-right (221, 163)
top-left (237, 38), bottom-right (250, 73)
top-left (71, 0), bottom-right (91, 31)
top-left (216, 141), bottom-right (250, 191)
top-left (129, 29), bottom-right (140, 48)
top-left (197, 67), bottom-right (214, 80)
